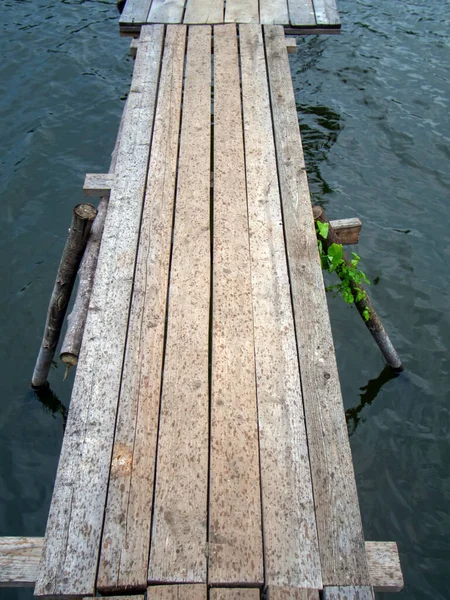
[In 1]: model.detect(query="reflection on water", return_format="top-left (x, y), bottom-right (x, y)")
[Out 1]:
top-left (32, 384), bottom-right (67, 432)
top-left (346, 365), bottom-right (401, 435)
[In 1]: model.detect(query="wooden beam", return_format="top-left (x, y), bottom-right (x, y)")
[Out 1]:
top-left (267, 589), bottom-right (320, 600)
top-left (129, 37), bottom-right (139, 57)
top-left (285, 37), bottom-right (297, 53)
top-left (365, 542), bottom-right (404, 593)
top-left (0, 538), bottom-right (404, 592)
top-left (329, 217), bottom-right (362, 245)
top-left (83, 173), bottom-right (115, 198)
top-left (323, 587), bottom-right (374, 599)
top-left (147, 584), bottom-right (207, 600)
top-left (210, 590), bottom-right (260, 600)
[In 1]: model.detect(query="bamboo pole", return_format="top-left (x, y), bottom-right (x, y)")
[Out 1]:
top-left (31, 203), bottom-right (97, 388)
top-left (60, 100), bottom-right (127, 367)
top-left (313, 205), bottom-right (403, 371)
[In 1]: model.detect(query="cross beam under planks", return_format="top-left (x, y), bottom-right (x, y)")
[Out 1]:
top-left (119, 0), bottom-right (340, 36)
top-left (35, 25), bottom-right (372, 599)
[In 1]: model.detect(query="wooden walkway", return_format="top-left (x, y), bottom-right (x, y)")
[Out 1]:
top-left (119, 0), bottom-right (340, 34)
top-left (3, 14), bottom-right (402, 600)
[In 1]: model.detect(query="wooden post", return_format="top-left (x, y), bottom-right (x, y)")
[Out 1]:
top-left (60, 101), bottom-right (127, 368)
top-left (313, 206), bottom-right (403, 371)
top-left (31, 203), bottom-right (97, 388)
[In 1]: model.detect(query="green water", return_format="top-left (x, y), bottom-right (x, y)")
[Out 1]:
top-left (1, 1), bottom-right (449, 598)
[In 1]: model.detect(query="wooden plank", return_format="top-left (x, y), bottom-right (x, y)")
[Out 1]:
top-left (264, 24), bottom-right (371, 588)
top-left (148, 0), bottom-right (185, 23)
top-left (0, 538), bottom-right (43, 587)
top-left (267, 589), bottom-right (320, 600)
top-left (225, 0), bottom-right (259, 23)
top-left (184, 0), bottom-right (223, 24)
top-left (148, 585), bottom-right (207, 600)
top-left (365, 542), bottom-right (403, 593)
top-left (119, 0), bottom-right (152, 24)
top-left (312, 0), bottom-right (340, 26)
top-left (239, 24), bottom-right (321, 589)
top-left (260, 0), bottom-right (289, 24)
top-left (287, 0), bottom-right (316, 26)
top-left (148, 25), bottom-right (211, 585)
top-left (83, 173), bottom-right (114, 197)
top-left (1, 539), bottom-right (404, 592)
top-left (323, 587), bottom-right (374, 599)
top-left (208, 23), bottom-right (263, 587)
top-left (329, 218), bottom-right (362, 245)
top-left (96, 26), bottom-right (187, 594)
top-left (34, 25), bottom-right (165, 599)
top-left (210, 590), bottom-right (260, 600)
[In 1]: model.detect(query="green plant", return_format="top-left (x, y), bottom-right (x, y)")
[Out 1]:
top-left (316, 222), bottom-right (371, 321)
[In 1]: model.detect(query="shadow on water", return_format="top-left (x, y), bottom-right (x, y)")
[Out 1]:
top-left (345, 365), bottom-right (401, 435)
top-left (30, 383), bottom-right (68, 432)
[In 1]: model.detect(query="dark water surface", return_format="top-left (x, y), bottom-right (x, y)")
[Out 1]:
top-left (1, 0), bottom-right (449, 598)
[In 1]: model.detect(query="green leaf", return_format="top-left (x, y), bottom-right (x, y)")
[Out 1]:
top-left (317, 221), bottom-right (329, 239)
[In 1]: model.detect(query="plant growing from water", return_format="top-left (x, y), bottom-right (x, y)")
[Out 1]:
top-left (316, 221), bottom-right (371, 321)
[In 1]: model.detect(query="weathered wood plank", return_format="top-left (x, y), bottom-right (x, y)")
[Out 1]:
top-left (239, 24), bottom-right (321, 589)
top-left (365, 542), bottom-right (403, 592)
top-left (148, 0), bottom-right (185, 23)
top-left (225, 0), bottom-right (259, 23)
top-left (260, 0), bottom-right (289, 24)
top-left (148, 25), bottom-right (211, 584)
top-left (267, 589), bottom-right (320, 600)
top-left (184, 0), bottom-right (223, 23)
top-left (210, 589), bottom-right (260, 600)
top-left (83, 173), bottom-right (114, 197)
top-left (288, 0), bottom-right (316, 26)
top-left (312, 0), bottom-right (340, 26)
top-left (2, 538), bottom-right (404, 592)
top-left (97, 25), bottom-right (187, 594)
top-left (264, 24), bottom-right (371, 588)
top-left (329, 218), bottom-right (362, 245)
top-left (323, 587), bottom-right (374, 599)
top-left (34, 25), bottom-right (165, 599)
top-left (119, 0), bottom-right (152, 25)
top-left (0, 538), bottom-right (43, 587)
top-left (208, 23), bottom-right (263, 587)
top-left (148, 585), bottom-right (207, 600)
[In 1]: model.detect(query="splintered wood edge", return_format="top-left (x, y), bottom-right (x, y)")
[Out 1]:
top-left (83, 173), bottom-right (115, 198)
top-left (0, 538), bottom-right (403, 592)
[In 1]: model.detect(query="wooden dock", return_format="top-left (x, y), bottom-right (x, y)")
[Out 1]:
top-left (119, 0), bottom-right (341, 35)
top-left (0, 3), bottom-right (404, 599)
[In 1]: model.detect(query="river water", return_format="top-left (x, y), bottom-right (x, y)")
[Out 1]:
top-left (1, 1), bottom-right (449, 598)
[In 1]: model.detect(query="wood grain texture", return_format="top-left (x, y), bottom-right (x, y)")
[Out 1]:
top-left (225, 0), bottom-right (259, 23)
top-left (184, 0), bottom-right (223, 23)
top-left (119, 0), bottom-right (153, 24)
top-left (260, 0), bottom-right (289, 24)
top-left (312, 0), bottom-right (340, 25)
top-left (287, 0), bottom-right (316, 26)
top-left (323, 587), bottom-right (375, 599)
top-left (365, 542), bottom-right (403, 592)
top-left (148, 25), bottom-right (211, 585)
top-left (83, 173), bottom-right (114, 197)
top-left (239, 24), bottom-right (321, 590)
top-left (148, 585), bottom-right (207, 600)
top-left (34, 25), bottom-right (165, 599)
top-left (210, 589), bottom-right (260, 600)
top-left (264, 24), bottom-right (370, 588)
top-left (97, 25), bottom-right (187, 594)
top-left (267, 588), bottom-right (320, 600)
top-left (209, 23), bottom-right (263, 587)
top-left (148, 0), bottom-right (185, 23)
top-left (0, 538), bottom-right (43, 587)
